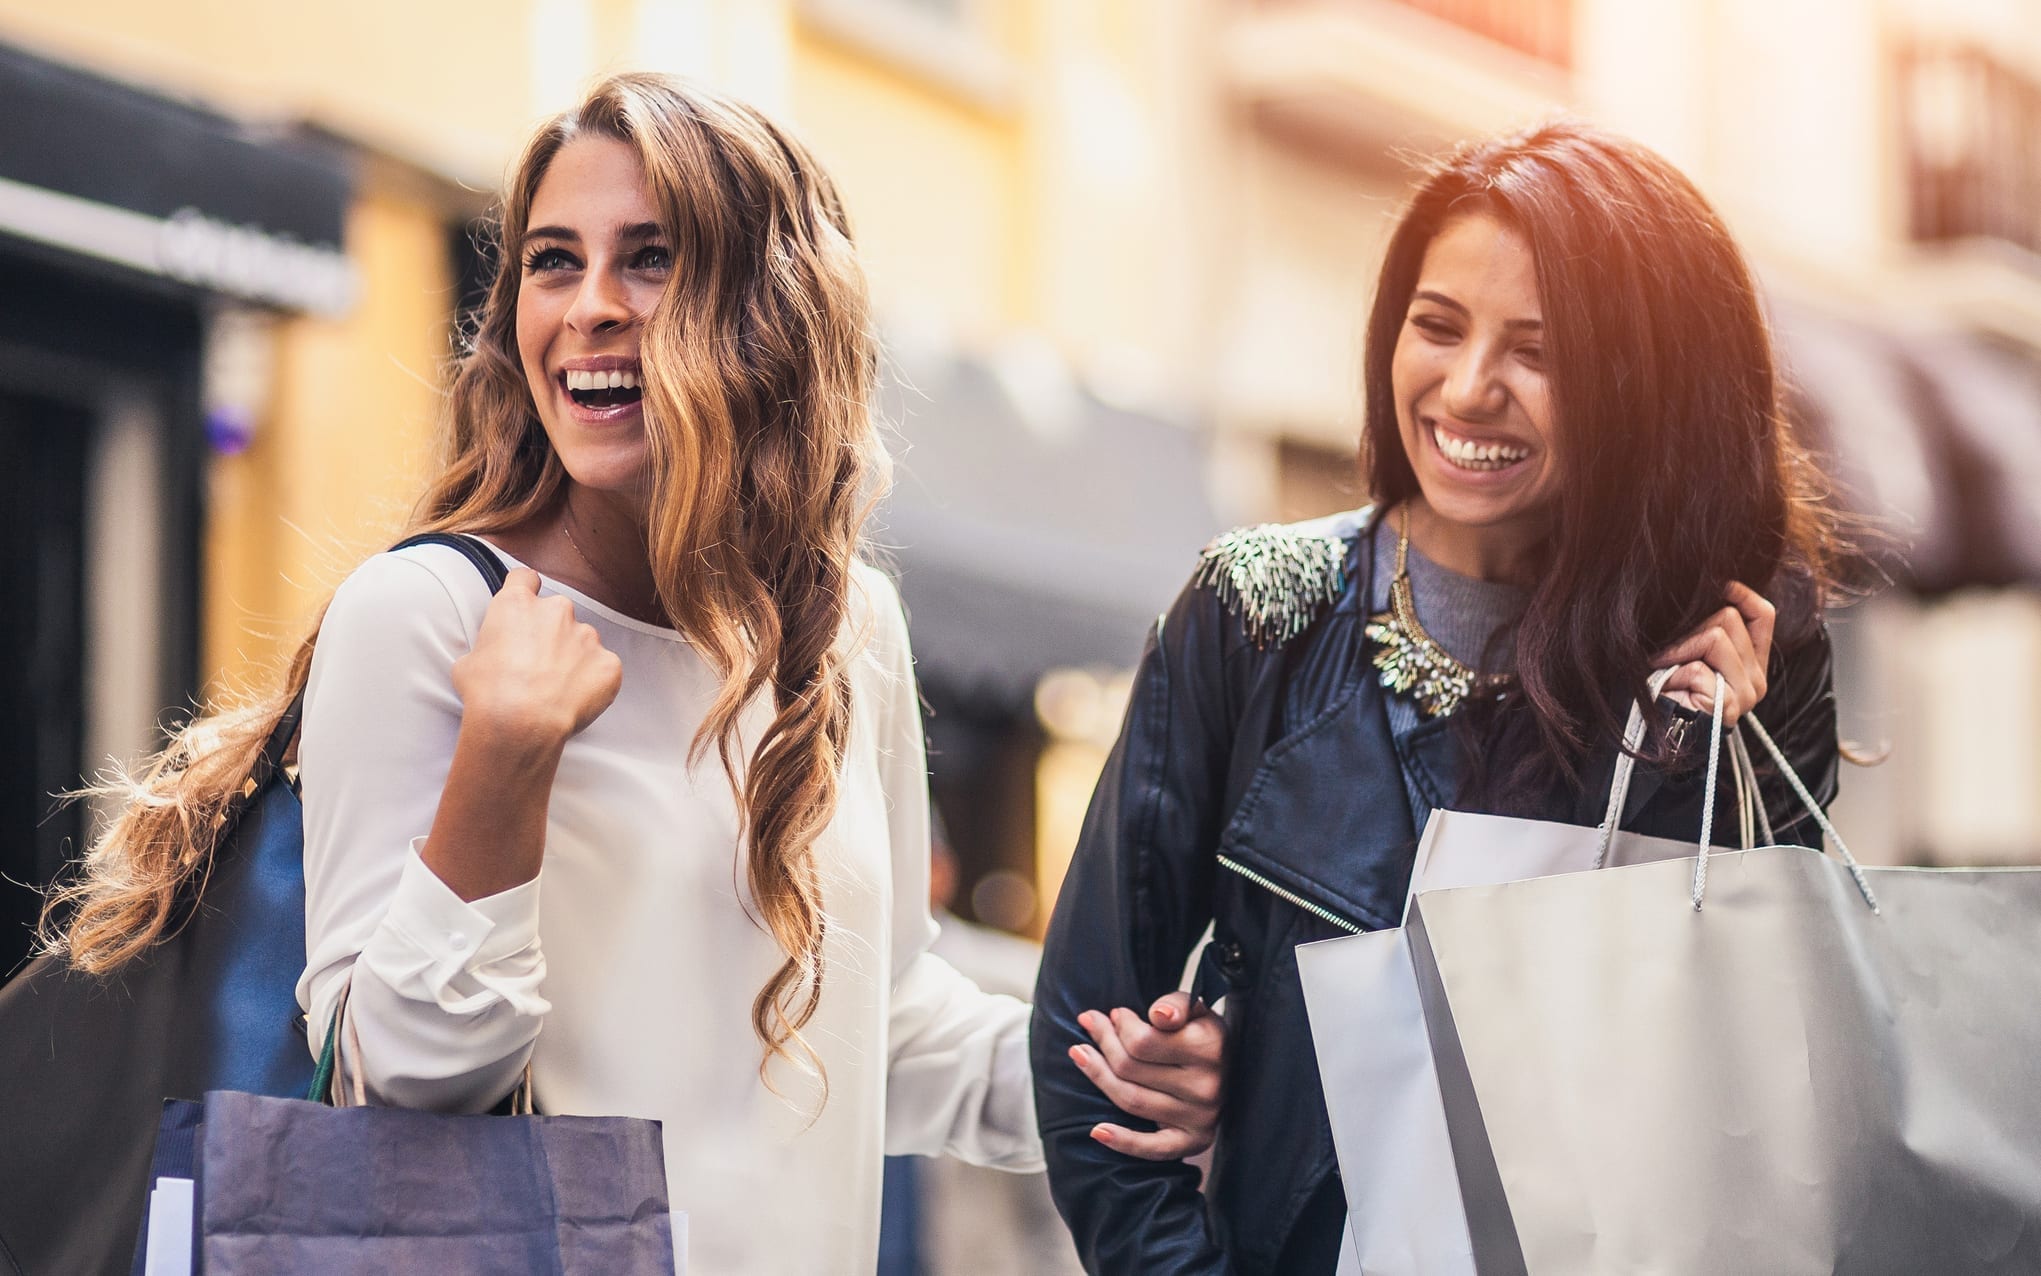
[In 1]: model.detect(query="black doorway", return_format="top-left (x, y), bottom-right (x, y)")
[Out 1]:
top-left (0, 393), bottom-right (89, 975)
top-left (0, 249), bottom-right (205, 979)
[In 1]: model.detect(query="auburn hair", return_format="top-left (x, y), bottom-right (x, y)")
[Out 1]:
top-left (47, 73), bottom-right (882, 1097)
top-left (1361, 120), bottom-right (1850, 789)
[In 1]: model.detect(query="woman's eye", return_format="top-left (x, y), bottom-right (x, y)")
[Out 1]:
top-left (1411, 315), bottom-right (1459, 342)
top-left (523, 247), bottom-right (576, 274)
top-left (633, 245), bottom-right (673, 272)
top-left (1517, 345), bottom-right (1545, 368)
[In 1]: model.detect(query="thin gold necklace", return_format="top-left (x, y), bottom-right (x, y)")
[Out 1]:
top-left (1364, 505), bottom-right (1513, 718)
top-left (560, 499), bottom-right (660, 619)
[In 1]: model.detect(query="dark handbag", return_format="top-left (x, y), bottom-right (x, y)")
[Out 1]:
top-left (0, 534), bottom-right (506, 1276)
top-left (132, 989), bottom-right (677, 1275)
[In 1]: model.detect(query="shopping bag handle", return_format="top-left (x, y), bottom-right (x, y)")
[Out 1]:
top-left (307, 980), bottom-right (535, 1113)
top-left (1589, 670), bottom-right (1877, 913)
top-left (1663, 672), bottom-right (1880, 914)
top-left (1591, 668), bottom-right (1682, 864)
top-left (1710, 707), bottom-right (1879, 914)
top-left (1593, 668), bottom-right (1757, 864)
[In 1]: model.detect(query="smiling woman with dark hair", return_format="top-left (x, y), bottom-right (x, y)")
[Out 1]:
top-left (1031, 120), bottom-right (1852, 1274)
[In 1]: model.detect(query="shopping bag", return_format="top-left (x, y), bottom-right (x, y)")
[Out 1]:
top-left (1299, 674), bottom-right (1760, 1275)
top-left (1406, 720), bottom-right (2041, 1273)
top-left (134, 988), bottom-right (680, 1276)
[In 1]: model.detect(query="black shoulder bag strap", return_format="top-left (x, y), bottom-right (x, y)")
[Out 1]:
top-left (390, 531), bottom-right (512, 594)
top-left (243, 533), bottom-right (508, 804)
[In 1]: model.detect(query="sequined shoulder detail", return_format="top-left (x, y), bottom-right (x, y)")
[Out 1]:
top-left (1193, 522), bottom-right (1349, 649)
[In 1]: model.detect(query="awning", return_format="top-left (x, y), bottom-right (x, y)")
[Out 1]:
top-left (1906, 332), bottom-right (2041, 585)
top-left (874, 342), bottom-right (1225, 704)
top-left (1774, 302), bottom-right (2041, 592)
top-left (0, 41), bottom-right (356, 315)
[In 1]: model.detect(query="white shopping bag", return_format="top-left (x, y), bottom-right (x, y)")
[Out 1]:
top-left (1302, 676), bottom-right (1760, 1275)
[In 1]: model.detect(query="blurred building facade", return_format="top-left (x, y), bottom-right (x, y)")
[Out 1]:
top-left (2, 0), bottom-right (2037, 992)
top-left (1202, 0), bottom-right (2041, 869)
top-left (2, 1), bottom-right (2038, 1270)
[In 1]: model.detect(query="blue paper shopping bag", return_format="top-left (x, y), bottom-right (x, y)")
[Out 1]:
top-left (135, 994), bottom-right (678, 1274)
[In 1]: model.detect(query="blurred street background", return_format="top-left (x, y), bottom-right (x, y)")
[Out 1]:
top-left (1, 1), bottom-right (2037, 1270)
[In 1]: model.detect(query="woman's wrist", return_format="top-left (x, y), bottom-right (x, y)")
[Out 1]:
top-left (454, 706), bottom-right (573, 776)
top-left (420, 715), bottom-right (563, 901)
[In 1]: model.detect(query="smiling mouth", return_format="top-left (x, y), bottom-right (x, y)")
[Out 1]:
top-left (562, 367), bottom-right (644, 410)
top-left (1429, 419), bottom-right (1530, 473)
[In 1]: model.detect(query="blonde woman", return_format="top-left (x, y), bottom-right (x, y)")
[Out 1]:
top-left (54, 74), bottom-right (1221, 1273)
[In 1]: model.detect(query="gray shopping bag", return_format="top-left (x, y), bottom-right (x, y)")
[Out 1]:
top-left (1405, 724), bottom-right (2041, 1274)
top-left (1299, 675), bottom-right (1759, 1275)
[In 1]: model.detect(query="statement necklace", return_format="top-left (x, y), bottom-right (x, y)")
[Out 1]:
top-left (1364, 506), bottom-right (1513, 719)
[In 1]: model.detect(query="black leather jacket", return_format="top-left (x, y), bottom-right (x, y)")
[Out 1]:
top-left (1030, 508), bottom-right (1841, 1275)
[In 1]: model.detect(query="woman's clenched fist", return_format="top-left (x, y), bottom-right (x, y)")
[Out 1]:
top-left (451, 569), bottom-right (623, 747)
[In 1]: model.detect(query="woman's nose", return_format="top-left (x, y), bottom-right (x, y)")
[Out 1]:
top-left (565, 266), bottom-right (634, 335)
top-left (1439, 346), bottom-right (1506, 420)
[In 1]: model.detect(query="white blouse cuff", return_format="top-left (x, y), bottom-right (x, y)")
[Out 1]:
top-left (359, 841), bottom-right (551, 1017)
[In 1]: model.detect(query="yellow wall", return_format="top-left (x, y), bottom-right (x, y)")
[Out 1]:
top-left (788, 26), bottom-right (1029, 340)
top-left (202, 192), bottom-right (454, 699)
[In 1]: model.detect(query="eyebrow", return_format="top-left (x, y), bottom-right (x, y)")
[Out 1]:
top-left (521, 221), bottom-right (665, 248)
top-left (1412, 289), bottom-right (1543, 332)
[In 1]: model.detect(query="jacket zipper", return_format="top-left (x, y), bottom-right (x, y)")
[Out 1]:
top-left (1217, 855), bottom-right (1364, 934)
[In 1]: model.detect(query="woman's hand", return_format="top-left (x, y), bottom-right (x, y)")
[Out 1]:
top-left (425, 570), bottom-right (624, 902)
top-left (452, 569), bottom-right (624, 749)
top-left (1067, 992), bottom-right (1225, 1160)
top-left (1652, 580), bottom-right (1775, 727)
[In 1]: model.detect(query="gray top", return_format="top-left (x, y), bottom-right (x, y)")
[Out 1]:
top-left (1370, 518), bottom-right (1529, 828)
top-left (1371, 524), bottom-right (1528, 671)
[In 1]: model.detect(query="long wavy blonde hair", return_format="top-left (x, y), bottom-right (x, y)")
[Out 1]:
top-left (46, 73), bottom-right (883, 1092)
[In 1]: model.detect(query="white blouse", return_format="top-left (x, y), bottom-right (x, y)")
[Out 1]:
top-left (295, 540), bottom-right (1040, 1275)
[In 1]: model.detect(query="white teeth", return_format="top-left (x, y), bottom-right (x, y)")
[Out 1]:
top-left (564, 368), bottom-right (640, 392)
top-left (1432, 423), bottom-right (1528, 471)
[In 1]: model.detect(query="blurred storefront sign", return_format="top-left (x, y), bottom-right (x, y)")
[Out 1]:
top-left (0, 41), bottom-right (356, 315)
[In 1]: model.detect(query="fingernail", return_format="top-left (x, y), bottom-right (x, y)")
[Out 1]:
top-left (1090, 1125), bottom-right (1113, 1146)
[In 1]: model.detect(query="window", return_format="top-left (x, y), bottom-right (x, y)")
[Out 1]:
top-left (1899, 45), bottom-right (2041, 258)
